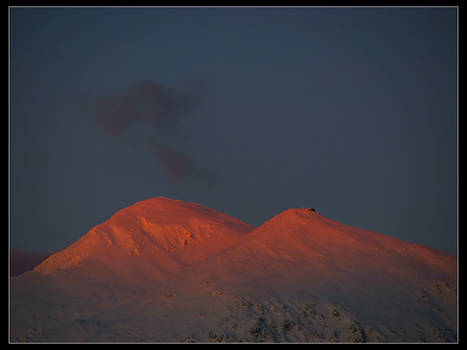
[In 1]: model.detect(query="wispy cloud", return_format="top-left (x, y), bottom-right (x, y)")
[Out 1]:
top-left (92, 80), bottom-right (214, 185)
top-left (152, 143), bottom-right (195, 185)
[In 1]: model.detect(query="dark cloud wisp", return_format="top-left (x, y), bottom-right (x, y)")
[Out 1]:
top-left (92, 80), bottom-right (213, 185)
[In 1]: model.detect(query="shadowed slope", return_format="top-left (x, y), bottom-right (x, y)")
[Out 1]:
top-left (10, 249), bottom-right (50, 277)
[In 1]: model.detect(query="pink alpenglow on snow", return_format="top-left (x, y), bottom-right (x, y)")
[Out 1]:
top-left (10, 198), bottom-right (457, 343)
top-left (33, 197), bottom-right (254, 285)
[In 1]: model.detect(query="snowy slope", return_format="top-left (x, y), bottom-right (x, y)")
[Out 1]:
top-left (171, 208), bottom-right (457, 340)
top-left (33, 197), bottom-right (254, 286)
top-left (10, 199), bottom-right (457, 342)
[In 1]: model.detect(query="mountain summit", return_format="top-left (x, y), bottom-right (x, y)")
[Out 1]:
top-left (11, 198), bottom-right (457, 342)
top-left (190, 207), bottom-right (456, 334)
top-left (34, 197), bottom-right (254, 284)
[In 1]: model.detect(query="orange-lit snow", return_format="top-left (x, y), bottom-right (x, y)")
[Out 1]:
top-left (33, 197), bottom-right (254, 285)
top-left (11, 198), bottom-right (457, 342)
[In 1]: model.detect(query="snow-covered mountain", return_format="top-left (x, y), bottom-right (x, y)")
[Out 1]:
top-left (33, 197), bottom-right (254, 287)
top-left (10, 198), bottom-right (457, 342)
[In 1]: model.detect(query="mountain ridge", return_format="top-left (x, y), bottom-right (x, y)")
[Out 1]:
top-left (11, 197), bottom-right (457, 342)
top-left (33, 197), bottom-right (255, 280)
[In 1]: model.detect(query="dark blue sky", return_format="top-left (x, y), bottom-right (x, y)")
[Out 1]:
top-left (10, 7), bottom-right (457, 255)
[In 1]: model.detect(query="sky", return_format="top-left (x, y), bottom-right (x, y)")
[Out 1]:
top-left (10, 7), bottom-right (457, 256)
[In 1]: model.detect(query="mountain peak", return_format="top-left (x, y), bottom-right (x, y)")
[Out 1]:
top-left (267, 207), bottom-right (321, 221)
top-left (12, 199), bottom-right (457, 342)
top-left (33, 197), bottom-right (255, 279)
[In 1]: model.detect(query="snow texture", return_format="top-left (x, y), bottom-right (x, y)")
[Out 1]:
top-left (10, 198), bottom-right (457, 343)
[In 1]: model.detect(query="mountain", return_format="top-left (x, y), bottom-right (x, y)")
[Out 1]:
top-left (10, 249), bottom-right (50, 277)
top-left (34, 197), bottom-right (254, 286)
top-left (10, 198), bottom-right (457, 343)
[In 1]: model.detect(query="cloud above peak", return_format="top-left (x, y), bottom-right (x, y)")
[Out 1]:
top-left (95, 80), bottom-right (186, 137)
top-left (92, 79), bottom-right (213, 185)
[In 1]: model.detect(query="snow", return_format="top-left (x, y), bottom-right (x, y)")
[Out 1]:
top-left (10, 198), bottom-right (457, 342)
